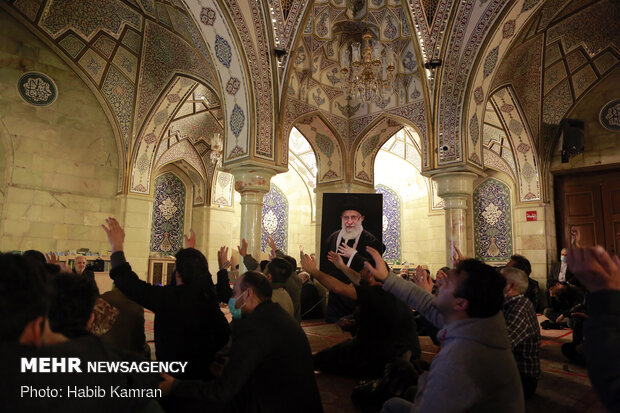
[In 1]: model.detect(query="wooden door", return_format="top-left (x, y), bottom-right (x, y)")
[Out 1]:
top-left (602, 178), bottom-right (620, 254)
top-left (555, 169), bottom-right (620, 251)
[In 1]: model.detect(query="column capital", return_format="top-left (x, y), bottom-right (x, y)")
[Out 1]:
top-left (230, 166), bottom-right (278, 197)
top-left (432, 171), bottom-right (478, 205)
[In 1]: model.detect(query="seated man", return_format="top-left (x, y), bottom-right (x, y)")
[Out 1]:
top-left (299, 271), bottom-right (324, 320)
top-left (364, 248), bottom-right (524, 413)
top-left (301, 252), bottom-right (420, 379)
top-left (159, 271), bottom-right (323, 413)
top-left (542, 282), bottom-right (585, 329)
top-left (501, 267), bottom-right (541, 399)
top-left (547, 248), bottom-right (576, 288)
top-left (73, 255), bottom-right (95, 281)
top-left (101, 218), bottom-right (230, 381)
top-left (507, 254), bottom-right (542, 312)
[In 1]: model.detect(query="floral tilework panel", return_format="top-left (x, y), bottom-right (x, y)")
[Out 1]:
top-left (474, 178), bottom-right (513, 263)
top-left (375, 185), bottom-right (401, 262)
top-left (150, 173), bottom-right (186, 255)
top-left (261, 185), bottom-right (288, 254)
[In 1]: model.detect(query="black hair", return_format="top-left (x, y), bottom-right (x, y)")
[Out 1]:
top-left (0, 254), bottom-right (50, 341)
top-left (49, 274), bottom-right (99, 338)
top-left (454, 259), bottom-right (506, 318)
top-left (23, 250), bottom-right (46, 265)
top-left (509, 254), bottom-right (532, 276)
top-left (175, 248), bottom-right (214, 287)
top-left (259, 260), bottom-right (270, 273)
top-left (282, 255), bottom-right (297, 272)
top-left (240, 271), bottom-right (272, 300)
top-left (267, 257), bottom-right (292, 284)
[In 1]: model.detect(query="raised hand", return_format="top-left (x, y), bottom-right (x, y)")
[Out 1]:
top-left (267, 236), bottom-right (277, 252)
top-left (413, 265), bottom-right (434, 293)
top-left (301, 253), bottom-right (317, 274)
top-left (237, 238), bottom-right (248, 257)
top-left (363, 246), bottom-right (388, 281)
top-left (337, 242), bottom-right (357, 258)
top-left (327, 250), bottom-right (346, 270)
top-left (101, 217), bottom-right (125, 252)
top-left (158, 373), bottom-right (175, 395)
top-left (435, 269), bottom-right (448, 281)
top-left (567, 245), bottom-right (620, 292)
top-left (570, 227), bottom-right (581, 247)
top-left (452, 245), bottom-right (465, 265)
top-left (217, 246), bottom-right (231, 270)
top-left (184, 229), bottom-right (196, 248)
top-left (45, 252), bottom-right (71, 273)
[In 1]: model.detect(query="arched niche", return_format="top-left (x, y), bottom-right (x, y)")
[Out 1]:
top-left (473, 176), bottom-right (514, 264)
top-left (261, 184), bottom-right (289, 254)
top-left (150, 170), bottom-right (190, 256)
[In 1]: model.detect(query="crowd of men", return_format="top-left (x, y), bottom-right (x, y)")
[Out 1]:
top-left (1, 206), bottom-right (619, 413)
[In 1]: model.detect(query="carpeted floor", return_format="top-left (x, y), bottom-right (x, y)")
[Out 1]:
top-left (144, 311), bottom-right (605, 412)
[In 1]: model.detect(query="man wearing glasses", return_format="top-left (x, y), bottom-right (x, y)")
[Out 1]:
top-left (321, 199), bottom-right (384, 322)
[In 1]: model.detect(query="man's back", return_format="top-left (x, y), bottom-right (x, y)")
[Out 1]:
top-left (272, 287), bottom-right (295, 319)
top-left (173, 300), bottom-right (323, 413)
top-left (100, 288), bottom-right (146, 355)
top-left (110, 261), bottom-right (230, 380)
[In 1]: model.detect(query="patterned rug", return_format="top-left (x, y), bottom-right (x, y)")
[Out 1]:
top-left (144, 311), bottom-right (605, 412)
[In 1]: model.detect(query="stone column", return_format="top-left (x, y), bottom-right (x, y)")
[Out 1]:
top-left (231, 166), bottom-right (277, 271)
top-left (313, 181), bottom-right (375, 264)
top-left (432, 172), bottom-right (477, 267)
top-left (116, 193), bottom-right (154, 280)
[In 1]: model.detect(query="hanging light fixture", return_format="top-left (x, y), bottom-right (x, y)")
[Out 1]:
top-left (340, 31), bottom-right (395, 104)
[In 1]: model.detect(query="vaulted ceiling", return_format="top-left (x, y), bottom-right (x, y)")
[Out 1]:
top-left (3, 0), bottom-right (619, 204)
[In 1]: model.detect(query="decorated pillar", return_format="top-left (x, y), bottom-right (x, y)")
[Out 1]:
top-left (231, 166), bottom-right (278, 270)
top-left (432, 172), bottom-right (478, 267)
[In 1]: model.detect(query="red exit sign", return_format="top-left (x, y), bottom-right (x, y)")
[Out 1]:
top-left (526, 211), bottom-right (537, 221)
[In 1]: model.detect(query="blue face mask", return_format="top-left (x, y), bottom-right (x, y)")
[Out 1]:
top-left (228, 291), bottom-right (247, 320)
top-left (560, 256), bottom-right (567, 262)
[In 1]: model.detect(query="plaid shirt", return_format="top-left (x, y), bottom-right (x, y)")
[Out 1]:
top-left (503, 294), bottom-right (541, 378)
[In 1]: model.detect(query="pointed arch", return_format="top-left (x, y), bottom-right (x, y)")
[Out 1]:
top-left (487, 86), bottom-right (541, 202)
top-left (292, 112), bottom-right (346, 184)
top-left (353, 115), bottom-right (424, 186)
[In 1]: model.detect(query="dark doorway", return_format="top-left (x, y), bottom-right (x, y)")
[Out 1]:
top-left (555, 168), bottom-right (620, 254)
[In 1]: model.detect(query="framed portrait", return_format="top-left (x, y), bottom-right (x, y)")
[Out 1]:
top-left (319, 193), bottom-right (383, 272)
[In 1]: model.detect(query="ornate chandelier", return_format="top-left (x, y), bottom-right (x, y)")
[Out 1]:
top-left (340, 32), bottom-right (395, 104)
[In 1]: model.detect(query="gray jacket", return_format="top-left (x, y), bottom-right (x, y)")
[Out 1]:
top-left (382, 273), bottom-right (524, 413)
